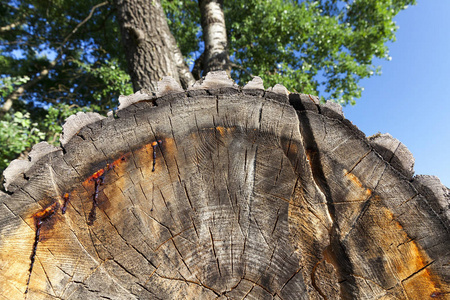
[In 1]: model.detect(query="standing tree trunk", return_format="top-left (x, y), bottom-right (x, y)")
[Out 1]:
top-left (115, 0), bottom-right (195, 91)
top-left (199, 0), bottom-right (231, 76)
top-left (0, 73), bottom-right (449, 299)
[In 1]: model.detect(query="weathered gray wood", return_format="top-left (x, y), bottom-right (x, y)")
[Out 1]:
top-left (156, 76), bottom-right (184, 98)
top-left (1, 76), bottom-right (449, 299)
top-left (369, 133), bottom-right (415, 178)
top-left (188, 71), bottom-right (238, 93)
top-left (243, 76), bottom-right (264, 91)
top-left (60, 112), bottom-right (105, 146)
top-left (118, 89), bottom-right (155, 110)
top-left (3, 142), bottom-right (61, 192)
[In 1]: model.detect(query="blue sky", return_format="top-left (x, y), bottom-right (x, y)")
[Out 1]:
top-left (342, 0), bottom-right (450, 187)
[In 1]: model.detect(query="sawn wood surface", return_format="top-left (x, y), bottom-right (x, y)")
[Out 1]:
top-left (1, 72), bottom-right (449, 299)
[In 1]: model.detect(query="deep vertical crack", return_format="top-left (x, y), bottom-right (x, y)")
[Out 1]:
top-left (297, 110), bottom-right (359, 299)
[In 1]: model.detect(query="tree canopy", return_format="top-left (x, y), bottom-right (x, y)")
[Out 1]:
top-left (0, 0), bottom-right (415, 173)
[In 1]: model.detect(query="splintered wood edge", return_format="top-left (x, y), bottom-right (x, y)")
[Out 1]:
top-left (60, 112), bottom-right (105, 146)
top-left (243, 76), bottom-right (264, 90)
top-left (412, 175), bottom-right (450, 228)
top-left (266, 83), bottom-right (289, 95)
top-left (2, 73), bottom-right (446, 194)
top-left (118, 89), bottom-right (155, 110)
top-left (3, 159), bottom-right (29, 191)
top-left (156, 76), bottom-right (184, 98)
top-left (3, 142), bottom-right (60, 191)
top-left (369, 133), bottom-right (415, 178)
top-left (188, 71), bottom-right (237, 90)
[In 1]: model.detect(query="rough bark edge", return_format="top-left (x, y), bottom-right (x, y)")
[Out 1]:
top-left (3, 73), bottom-right (447, 196)
top-left (187, 71), bottom-right (238, 95)
top-left (3, 142), bottom-right (60, 192)
top-left (368, 133), bottom-right (415, 178)
top-left (412, 175), bottom-right (450, 230)
top-left (60, 112), bottom-right (105, 146)
top-left (288, 93), bottom-right (421, 182)
top-left (118, 89), bottom-right (155, 111)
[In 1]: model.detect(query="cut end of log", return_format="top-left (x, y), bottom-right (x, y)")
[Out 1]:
top-left (60, 112), bottom-right (105, 146)
top-left (1, 71), bottom-right (448, 299)
top-left (266, 83), bottom-right (289, 96)
top-left (265, 84), bottom-right (289, 103)
top-left (28, 142), bottom-right (59, 163)
top-left (322, 100), bottom-right (344, 119)
top-left (412, 175), bottom-right (450, 230)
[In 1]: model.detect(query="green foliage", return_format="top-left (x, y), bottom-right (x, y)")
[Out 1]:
top-left (1, 0), bottom-right (128, 110)
top-left (0, 75), bottom-right (30, 98)
top-left (0, 103), bottom-right (94, 173)
top-left (223, 0), bottom-right (415, 105)
top-left (0, 0), bottom-right (416, 174)
top-left (42, 103), bottom-right (95, 144)
top-left (161, 0), bottom-right (415, 105)
top-left (162, 0), bottom-right (201, 60)
top-left (72, 59), bottom-right (133, 107)
top-left (0, 112), bottom-right (45, 171)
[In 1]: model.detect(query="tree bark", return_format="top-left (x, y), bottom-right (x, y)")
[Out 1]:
top-left (0, 73), bottom-right (449, 299)
top-left (115, 0), bottom-right (195, 91)
top-left (199, 0), bottom-right (231, 76)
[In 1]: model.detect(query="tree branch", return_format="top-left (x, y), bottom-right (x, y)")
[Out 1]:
top-left (230, 62), bottom-right (253, 78)
top-left (61, 1), bottom-right (109, 45)
top-left (1, 60), bottom-right (57, 117)
top-left (0, 21), bottom-right (23, 33)
top-left (0, 1), bottom-right (110, 116)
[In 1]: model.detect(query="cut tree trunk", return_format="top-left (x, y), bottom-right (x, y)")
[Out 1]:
top-left (1, 72), bottom-right (449, 299)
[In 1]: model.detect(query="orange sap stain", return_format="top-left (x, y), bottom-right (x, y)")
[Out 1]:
top-left (401, 240), bottom-right (440, 298)
top-left (343, 169), bottom-right (372, 197)
top-left (160, 137), bottom-right (175, 155)
top-left (381, 207), bottom-right (443, 297)
top-left (86, 154), bottom-right (127, 183)
top-left (215, 126), bottom-right (227, 136)
top-left (215, 126), bottom-right (235, 137)
top-left (88, 168), bottom-right (105, 182)
top-left (33, 201), bottom-right (59, 220)
top-left (107, 154), bottom-right (126, 170)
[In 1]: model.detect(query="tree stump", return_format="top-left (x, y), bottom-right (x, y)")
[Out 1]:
top-left (1, 72), bottom-right (449, 299)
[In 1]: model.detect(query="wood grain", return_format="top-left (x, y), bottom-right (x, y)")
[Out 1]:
top-left (1, 73), bottom-right (449, 299)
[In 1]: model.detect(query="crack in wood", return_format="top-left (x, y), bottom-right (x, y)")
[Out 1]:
top-left (311, 259), bottom-right (329, 300)
top-left (154, 226), bottom-right (194, 252)
top-left (209, 227), bottom-right (222, 277)
top-left (151, 140), bottom-right (163, 172)
top-left (61, 193), bottom-right (70, 214)
top-left (158, 274), bottom-right (221, 297)
top-left (401, 260), bottom-right (435, 284)
top-left (25, 201), bottom-right (59, 295)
